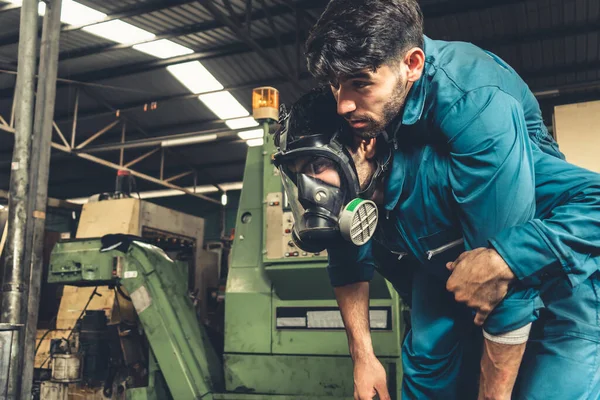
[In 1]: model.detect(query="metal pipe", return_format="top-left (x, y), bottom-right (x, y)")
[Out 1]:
top-left (0, 125), bottom-right (15, 134)
top-left (9, 81), bottom-right (16, 128)
top-left (75, 118), bottom-right (120, 149)
top-left (160, 148), bottom-right (164, 180)
top-left (123, 147), bottom-right (160, 169)
top-left (0, 1), bottom-right (39, 398)
top-left (53, 121), bottom-right (70, 148)
top-left (71, 87), bottom-right (79, 148)
top-left (164, 170), bottom-right (194, 183)
top-left (21, 1), bottom-right (63, 397)
top-left (120, 122), bottom-right (126, 166)
top-left (73, 151), bottom-right (222, 205)
top-left (77, 128), bottom-right (239, 153)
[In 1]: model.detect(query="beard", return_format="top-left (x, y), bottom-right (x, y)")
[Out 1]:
top-left (350, 78), bottom-right (411, 139)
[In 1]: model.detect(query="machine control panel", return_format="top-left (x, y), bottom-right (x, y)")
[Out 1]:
top-left (281, 212), bottom-right (325, 258)
top-left (265, 192), bottom-right (327, 260)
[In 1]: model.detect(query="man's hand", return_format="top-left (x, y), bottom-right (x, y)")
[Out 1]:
top-left (445, 248), bottom-right (515, 325)
top-left (353, 354), bottom-right (391, 400)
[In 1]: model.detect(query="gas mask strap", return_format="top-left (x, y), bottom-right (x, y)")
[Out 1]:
top-left (357, 146), bottom-right (392, 199)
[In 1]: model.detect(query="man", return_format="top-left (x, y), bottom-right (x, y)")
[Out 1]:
top-left (273, 87), bottom-right (600, 399)
top-left (293, 0), bottom-right (585, 397)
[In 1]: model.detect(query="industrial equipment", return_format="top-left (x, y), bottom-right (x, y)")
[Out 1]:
top-left (39, 112), bottom-right (406, 399)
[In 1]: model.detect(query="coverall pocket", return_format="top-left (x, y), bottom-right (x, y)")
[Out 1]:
top-left (418, 229), bottom-right (465, 279)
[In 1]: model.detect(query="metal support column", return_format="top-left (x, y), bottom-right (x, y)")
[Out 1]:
top-left (0, 0), bottom-right (39, 398)
top-left (21, 0), bottom-right (63, 398)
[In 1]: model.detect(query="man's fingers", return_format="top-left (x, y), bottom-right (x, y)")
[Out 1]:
top-left (375, 382), bottom-right (391, 400)
top-left (474, 310), bottom-right (489, 326)
top-left (455, 250), bottom-right (471, 263)
top-left (448, 249), bottom-right (472, 270)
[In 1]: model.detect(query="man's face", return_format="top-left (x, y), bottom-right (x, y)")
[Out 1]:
top-left (330, 64), bottom-right (411, 137)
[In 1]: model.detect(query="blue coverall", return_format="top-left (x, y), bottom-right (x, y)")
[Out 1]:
top-left (327, 37), bottom-right (600, 399)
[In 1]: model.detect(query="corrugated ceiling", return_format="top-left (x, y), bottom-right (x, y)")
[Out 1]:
top-left (0, 0), bottom-right (597, 198)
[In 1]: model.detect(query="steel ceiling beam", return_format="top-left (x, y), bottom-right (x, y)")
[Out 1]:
top-left (53, 72), bottom-right (313, 123)
top-left (522, 60), bottom-right (600, 81)
top-left (422, 0), bottom-right (527, 18)
top-left (0, 0), bottom-right (198, 48)
top-left (476, 19), bottom-right (600, 50)
top-left (8, 32), bottom-right (299, 97)
top-left (48, 0), bottom-right (528, 63)
top-left (0, 3), bottom-right (20, 14)
top-left (61, 0), bottom-right (199, 33)
top-left (0, 34), bottom-right (298, 98)
top-left (57, 0), bottom-right (325, 62)
top-left (59, 158), bottom-right (246, 183)
top-left (198, 0), bottom-right (305, 92)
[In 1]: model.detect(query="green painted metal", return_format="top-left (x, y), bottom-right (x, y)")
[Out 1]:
top-left (265, 262), bottom-right (393, 301)
top-left (49, 239), bottom-right (223, 400)
top-left (214, 395), bottom-right (352, 400)
top-left (126, 350), bottom-right (170, 400)
top-left (270, 296), bottom-right (403, 357)
top-left (224, 267), bottom-right (272, 354)
top-left (47, 115), bottom-right (406, 399)
top-left (223, 354), bottom-right (400, 398)
top-left (48, 239), bottom-right (116, 284)
top-left (224, 118), bottom-right (406, 399)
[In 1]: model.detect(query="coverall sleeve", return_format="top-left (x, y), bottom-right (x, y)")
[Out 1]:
top-left (439, 87), bottom-right (540, 335)
top-left (327, 239), bottom-right (375, 287)
top-left (489, 147), bottom-right (600, 289)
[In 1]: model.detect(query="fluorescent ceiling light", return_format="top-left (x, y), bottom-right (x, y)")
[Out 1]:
top-left (61, 0), bottom-right (107, 25)
top-left (238, 129), bottom-right (263, 140)
top-left (134, 39), bottom-right (193, 59)
top-left (5, 0), bottom-right (48, 15)
top-left (225, 117), bottom-right (259, 130)
top-left (246, 138), bottom-right (264, 147)
top-left (167, 61), bottom-right (223, 94)
top-left (161, 133), bottom-right (218, 147)
top-left (83, 20), bottom-right (155, 44)
top-left (199, 91), bottom-right (249, 120)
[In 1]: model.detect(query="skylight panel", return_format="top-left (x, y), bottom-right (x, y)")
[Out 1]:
top-left (83, 20), bottom-right (155, 44)
top-left (225, 117), bottom-right (259, 130)
top-left (237, 129), bottom-right (263, 140)
top-left (246, 138), bottom-right (264, 147)
top-left (167, 61), bottom-right (224, 93)
top-left (199, 91), bottom-right (249, 120)
top-left (134, 39), bottom-right (193, 59)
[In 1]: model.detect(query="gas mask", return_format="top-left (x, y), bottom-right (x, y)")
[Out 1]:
top-left (272, 90), bottom-right (389, 253)
top-left (278, 154), bottom-right (379, 253)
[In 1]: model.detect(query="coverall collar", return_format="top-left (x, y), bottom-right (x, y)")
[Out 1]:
top-left (382, 149), bottom-right (406, 211)
top-left (396, 35), bottom-right (434, 127)
top-left (382, 147), bottom-right (424, 211)
top-left (382, 36), bottom-right (434, 211)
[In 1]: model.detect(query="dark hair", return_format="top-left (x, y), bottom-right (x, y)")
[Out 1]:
top-left (288, 86), bottom-right (340, 137)
top-left (275, 86), bottom-right (353, 148)
top-left (305, 0), bottom-right (424, 83)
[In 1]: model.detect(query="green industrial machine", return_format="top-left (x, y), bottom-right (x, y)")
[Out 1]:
top-left (45, 122), bottom-right (406, 399)
top-left (223, 123), bottom-right (406, 398)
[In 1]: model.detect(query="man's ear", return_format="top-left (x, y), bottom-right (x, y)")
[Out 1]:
top-left (404, 47), bottom-right (425, 83)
